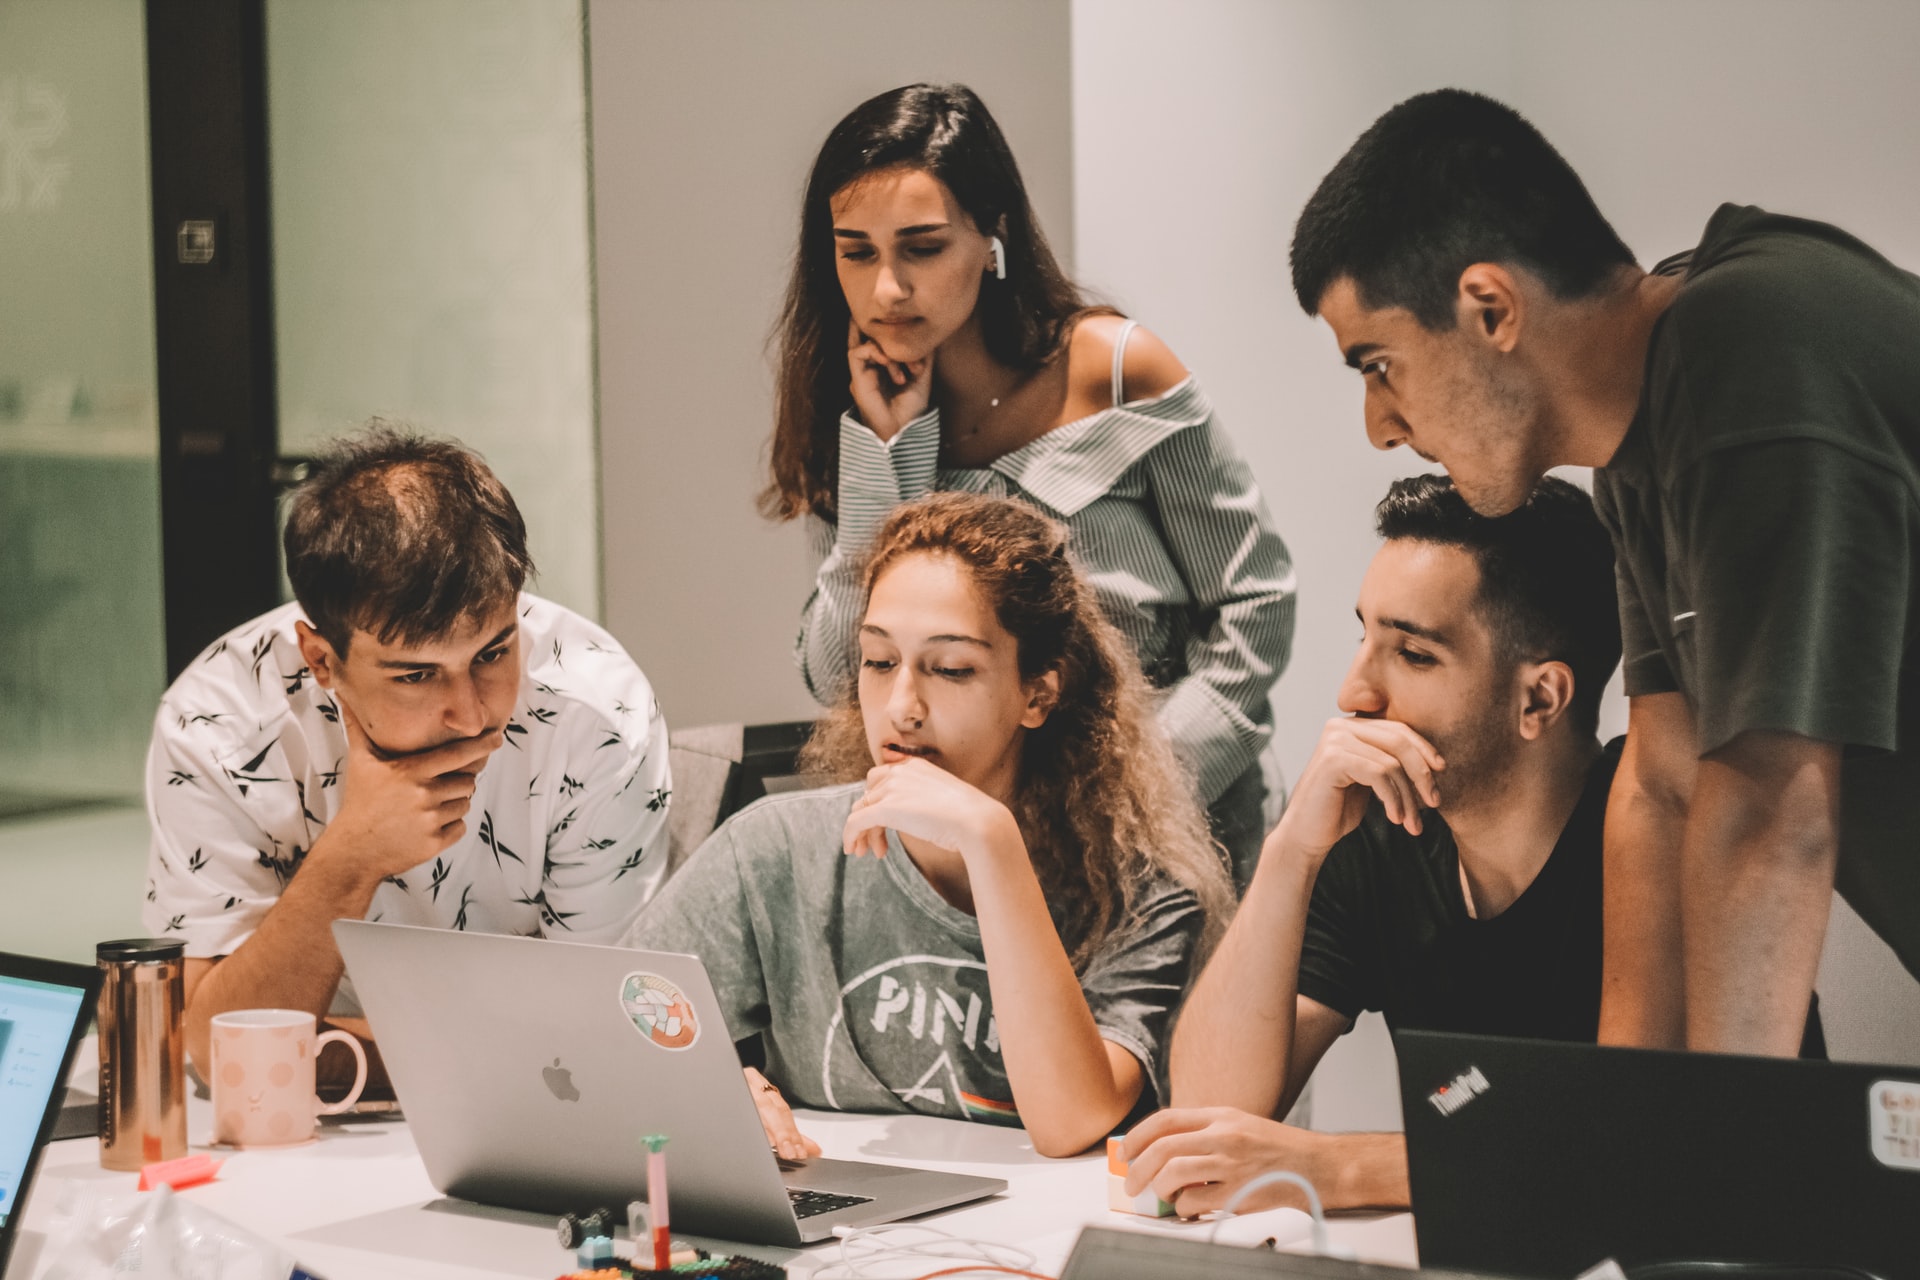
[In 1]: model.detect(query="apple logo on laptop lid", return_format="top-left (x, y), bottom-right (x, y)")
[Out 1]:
top-left (543, 1058), bottom-right (581, 1103)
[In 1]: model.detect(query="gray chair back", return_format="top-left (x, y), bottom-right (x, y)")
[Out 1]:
top-left (662, 720), bottom-right (819, 877)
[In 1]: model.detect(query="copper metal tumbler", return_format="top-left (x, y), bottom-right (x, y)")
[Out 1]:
top-left (96, 937), bottom-right (188, 1170)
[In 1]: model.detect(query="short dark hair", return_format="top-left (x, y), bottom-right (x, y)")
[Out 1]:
top-left (1375, 473), bottom-right (1619, 735)
top-left (282, 423), bottom-right (533, 655)
top-left (1291, 89), bottom-right (1636, 328)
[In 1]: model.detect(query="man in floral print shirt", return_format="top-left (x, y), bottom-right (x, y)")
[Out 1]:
top-left (144, 425), bottom-right (671, 1081)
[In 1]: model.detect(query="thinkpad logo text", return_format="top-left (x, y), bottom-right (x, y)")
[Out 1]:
top-left (1428, 1065), bottom-right (1491, 1116)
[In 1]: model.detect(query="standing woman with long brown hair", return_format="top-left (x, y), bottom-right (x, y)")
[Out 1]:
top-left (765, 83), bottom-right (1295, 885)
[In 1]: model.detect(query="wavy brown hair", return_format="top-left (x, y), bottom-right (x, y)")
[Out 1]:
top-left (799, 492), bottom-right (1234, 966)
top-left (762, 83), bottom-right (1112, 523)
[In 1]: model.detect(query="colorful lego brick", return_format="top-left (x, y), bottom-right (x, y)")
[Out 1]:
top-left (636, 1258), bottom-right (785, 1278)
top-left (577, 1235), bottom-right (616, 1268)
top-left (1105, 1137), bottom-right (1175, 1217)
top-left (554, 1255), bottom-right (786, 1280)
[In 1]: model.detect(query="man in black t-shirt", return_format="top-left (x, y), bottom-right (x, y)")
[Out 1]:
top-left (1124, 474), bottom-right (1627, 1215)
top-left (1286, 90), bottom-right (1920, 1058)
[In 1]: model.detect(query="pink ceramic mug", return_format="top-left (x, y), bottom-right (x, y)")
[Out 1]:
top-left (210, 1009), bottom-right (367, 1147)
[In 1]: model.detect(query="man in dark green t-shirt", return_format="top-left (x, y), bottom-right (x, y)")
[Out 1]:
top-left (1288, 88), bottom-right (1920, 1058)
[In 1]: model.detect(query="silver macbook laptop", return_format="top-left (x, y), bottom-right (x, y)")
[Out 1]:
top-left (333, 920), bottom-right (1005, 1246)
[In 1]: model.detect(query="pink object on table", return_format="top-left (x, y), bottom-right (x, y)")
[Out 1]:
top-left (137, 1153), bottom-right (224, 1191)
top-left (209, 1008), bottom-right (367, 1147)
top-left (643, 1133), bottom-right (670, 1270)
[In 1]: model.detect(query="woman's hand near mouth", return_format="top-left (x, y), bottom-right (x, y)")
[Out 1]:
top-left (848, 318), bottom-right (933, 441)
top-left (842, 755), bottom-right (1017, 865)
top-left (847, 747), bottom-right (1139, 1158)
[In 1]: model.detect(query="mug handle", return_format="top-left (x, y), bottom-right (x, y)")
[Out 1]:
top-left (314, 1029), bottom-right (370, 1115)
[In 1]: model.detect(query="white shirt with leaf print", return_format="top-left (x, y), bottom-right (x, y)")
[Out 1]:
top-left (143, 594), bottom-right (672, 1006)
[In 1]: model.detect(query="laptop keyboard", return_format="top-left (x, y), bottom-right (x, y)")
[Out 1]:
top-left (787, 1187), bottom-right (874, 1219)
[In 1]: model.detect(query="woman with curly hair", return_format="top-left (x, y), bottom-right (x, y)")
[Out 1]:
top-left (766, 82), bottom-right (1295, 887)
top-left (626, 492), bottom-right (1233, 1158)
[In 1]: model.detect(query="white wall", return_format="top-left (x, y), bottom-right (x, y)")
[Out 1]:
top-left (0, 0), bottom-right (166, 801)
top-left (1072, 0), bottom-right (1516, 800)
top-left (1072, 0), bottom-right (1920, 1130)
top-left (268, 0), bottom-right (603, 619)
top-left (590, 0), bottom-right (1074, 732)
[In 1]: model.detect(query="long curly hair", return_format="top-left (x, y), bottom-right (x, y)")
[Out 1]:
top-left (799, 492), bottom-right (1234, 966)
top-left (762, 83), bottom-right (1111, 523)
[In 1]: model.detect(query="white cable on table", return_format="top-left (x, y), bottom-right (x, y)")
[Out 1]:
top-left (1207, 1169), bottom-right (1330, 1256)
top-left (815, 1221), bottom-right (1043, 1278)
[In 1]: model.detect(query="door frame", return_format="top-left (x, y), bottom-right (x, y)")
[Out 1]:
top-left (144, 0), bottom-right (283, 679)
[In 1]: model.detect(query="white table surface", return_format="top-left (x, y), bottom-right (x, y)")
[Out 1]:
top-left (13, 1054), bottom-right (1417, 1279)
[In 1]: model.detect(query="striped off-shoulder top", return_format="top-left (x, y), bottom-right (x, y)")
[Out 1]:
top-left (795, 321), bottom-right (1296, 805)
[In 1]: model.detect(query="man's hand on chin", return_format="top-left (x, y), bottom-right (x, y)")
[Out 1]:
top-left (319, 700), bottom-right (505, 885)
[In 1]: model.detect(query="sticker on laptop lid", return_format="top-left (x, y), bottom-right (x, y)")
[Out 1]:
top-left (1869, 1079), bottom-right (1920, 1170)
top-left (620, 971), bottom-right (699, 1051)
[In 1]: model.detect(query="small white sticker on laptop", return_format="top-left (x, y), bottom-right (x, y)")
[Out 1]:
top-left (620, 971), bottom-right (700, 1051)
top-left (1870, 1079), bottom-right (1920, 1170)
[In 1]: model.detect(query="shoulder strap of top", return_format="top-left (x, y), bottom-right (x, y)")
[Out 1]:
top-left (1111, 318), bottom-right (1140, 407)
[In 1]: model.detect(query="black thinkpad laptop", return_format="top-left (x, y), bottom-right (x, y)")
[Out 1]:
top-left (0, 951), bottom-right (101, 1276)
top-left (1060, 1226), bottom-right (1493, 1279)
top-left (1398, 1030), bottom-right (1920, 1280)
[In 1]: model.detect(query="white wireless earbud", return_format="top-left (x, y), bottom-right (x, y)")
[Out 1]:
top-left (989, 235), bottom-right (1007, 281)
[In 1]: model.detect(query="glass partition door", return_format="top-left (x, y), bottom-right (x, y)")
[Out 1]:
top-left (0, 0), bottom-right (166, 815)
top-left (265, 0), bottom-right (602, 619)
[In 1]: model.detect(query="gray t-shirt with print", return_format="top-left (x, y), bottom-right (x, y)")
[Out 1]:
top-left (623, 783), bottom-right (1202, 1127)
